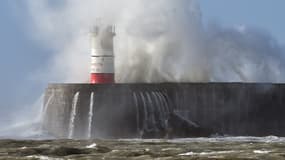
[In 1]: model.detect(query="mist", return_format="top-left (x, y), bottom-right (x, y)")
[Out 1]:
top-left (26, 0), bottom-right (285, 83)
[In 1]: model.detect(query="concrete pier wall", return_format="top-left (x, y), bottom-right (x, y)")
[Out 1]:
top-left (43, 83), bottom-right (285, 139)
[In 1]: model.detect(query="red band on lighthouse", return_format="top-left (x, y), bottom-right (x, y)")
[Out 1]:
top-left (90, 25), bottom-right (115, 84)
top-left (90, 73), bottom-right (114, 84)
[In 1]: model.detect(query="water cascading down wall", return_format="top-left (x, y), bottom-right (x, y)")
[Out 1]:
top-left (43, 83), bottom-right (285, 139)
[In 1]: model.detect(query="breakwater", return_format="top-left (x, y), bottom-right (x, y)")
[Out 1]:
top-left (43, 83), bottom-right (285, 139)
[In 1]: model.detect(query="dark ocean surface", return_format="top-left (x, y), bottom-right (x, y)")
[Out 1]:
top-left (0, 137), bottom-right (285, 160)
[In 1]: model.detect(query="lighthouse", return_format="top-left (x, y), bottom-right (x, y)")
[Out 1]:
top-left (90, 25), bottom-right (116, 84)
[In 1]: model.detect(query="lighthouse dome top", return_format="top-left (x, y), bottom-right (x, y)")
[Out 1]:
top-left (91, 24), bottom-right (115, 37)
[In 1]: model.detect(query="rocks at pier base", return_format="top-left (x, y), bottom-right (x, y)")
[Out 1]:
top-left (43, 83), bottom-right (285, 139)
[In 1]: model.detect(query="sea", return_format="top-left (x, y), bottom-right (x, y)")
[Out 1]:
top-left (1, 132), bottom-right (285, 159)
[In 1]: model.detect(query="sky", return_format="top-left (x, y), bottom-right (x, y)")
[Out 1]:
top-left (199, 0), bottom-right (285, 44)
top-left (0, 0), bottom-right (285, 124)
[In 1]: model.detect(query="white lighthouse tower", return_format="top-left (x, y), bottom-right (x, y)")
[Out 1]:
top-left (90, 24), bottom-right (116, 84)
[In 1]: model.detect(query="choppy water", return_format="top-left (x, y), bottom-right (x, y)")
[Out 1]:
top-left (1, 137), bottom-right (285, 160)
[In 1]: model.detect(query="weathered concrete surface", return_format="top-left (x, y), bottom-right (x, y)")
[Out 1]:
top-left (43, 83), bottom-right (285, 139)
